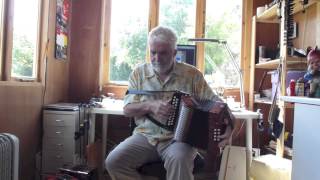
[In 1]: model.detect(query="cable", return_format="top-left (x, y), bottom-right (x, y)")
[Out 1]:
top-left (41, 39), bottom-right (49, 106)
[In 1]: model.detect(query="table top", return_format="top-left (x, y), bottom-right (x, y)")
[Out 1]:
top-left (91, 99), bottom-right (124, 115)
top-left (91, 98), bottom-right (260, 119)
top-left (281, 96), bottom-right (320, 106)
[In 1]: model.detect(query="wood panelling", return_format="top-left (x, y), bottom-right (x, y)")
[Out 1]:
top-left (43, 0), bottom-right (69, 105)
top-left (242, 0), bottom-right (253, 105)
top-left (69, 0), bottom-right (102, 102)
top-left (0, 0), bottom-right (69, 179)
top-left (293, 4), bottom-right (318, 49)
top-left (0, 83), bottom-right (43, 179)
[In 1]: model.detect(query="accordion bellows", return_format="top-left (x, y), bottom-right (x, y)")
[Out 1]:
top-left (173, 96), bottom-right (232, 150)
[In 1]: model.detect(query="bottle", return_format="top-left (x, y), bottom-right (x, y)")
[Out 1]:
top-left (295, 78), bottom-right (304, 96)
top-left (289, 79), bottom-right (296, 96)
top-left (304, 81), bottom-right (310, 97)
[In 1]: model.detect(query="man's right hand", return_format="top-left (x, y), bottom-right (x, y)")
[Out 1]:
top-left (149, 100), bottom-right (174, 122)
top-left (123, 99), bottom-right (173, 119)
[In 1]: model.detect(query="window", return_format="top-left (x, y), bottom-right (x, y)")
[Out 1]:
top-left (204, 0), bottom-right (242, 89)
top-left (109, 0), bottom-right (150, 84)
top-left (1, 0), bottom-right (42, 81)
top-left (11, 0), bottom-right (40, 79)
top-left (104, 0), bottom-right (243, 89)
top-left (159, 0), bottom-right (196, 45)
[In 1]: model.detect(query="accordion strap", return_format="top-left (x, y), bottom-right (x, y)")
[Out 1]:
top-left (126, 90), bottom-right (176, 95)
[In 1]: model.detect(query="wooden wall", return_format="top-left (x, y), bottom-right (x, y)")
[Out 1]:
top-left (68, 0), bottom-right (102, 103)
top-left (0, 83), bottom-right (43, 179)
top-left (0, 0), bottom-right (69, 179)
top-left (0, 0), bottom-right (102, 178)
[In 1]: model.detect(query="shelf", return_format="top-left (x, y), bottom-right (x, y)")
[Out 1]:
top-left (254, 98), bottom-right (294, 108)
top-left (256, 0), bottom-right (319, 22)
top-left (254, 97), bottom-right (273, 104)
top-left (257, 3), bottom-right (278, 22)
top-left (255, 56), bottom-right (307, 69)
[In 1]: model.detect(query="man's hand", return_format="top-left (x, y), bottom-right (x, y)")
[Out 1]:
top-left (149, 100), bottom-right (174, 122)
top-left (123, 99), bottom-right (174, 120)
top-left (217, 125), bottom-right (233, 148)
top-left (217, 118), bottom-right (241, 148)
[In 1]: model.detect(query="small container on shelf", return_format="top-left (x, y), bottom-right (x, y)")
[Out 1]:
top-left (289, 79), bottom-right (296, 96)
top-left (295, 78), bottom-right (305, 96)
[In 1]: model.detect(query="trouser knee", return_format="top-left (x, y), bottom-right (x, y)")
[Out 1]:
top-left (105, 152), bottom-right (119, 173)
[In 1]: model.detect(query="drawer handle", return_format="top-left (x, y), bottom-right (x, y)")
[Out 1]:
top-left (55, 119), bottom-right (62, 122)
top-left (55, 155), bottom-right (62, 159)
top-left (56, 144), bottom-right (63, 146)
top-left (55, 131), bottom-right (62, 134)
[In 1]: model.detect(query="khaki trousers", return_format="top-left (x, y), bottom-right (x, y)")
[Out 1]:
top-left (105, 133), bottom-right (196, 180)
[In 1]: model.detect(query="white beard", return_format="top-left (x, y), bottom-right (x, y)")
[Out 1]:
top-left (151, 61), bottom-right (173, 74)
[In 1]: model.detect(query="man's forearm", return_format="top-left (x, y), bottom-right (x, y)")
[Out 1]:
top-left (123, 101), bottom-right (152, 117)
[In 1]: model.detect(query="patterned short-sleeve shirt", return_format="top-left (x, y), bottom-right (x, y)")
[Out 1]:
top-left (124, 62), bottom-right (219, 145)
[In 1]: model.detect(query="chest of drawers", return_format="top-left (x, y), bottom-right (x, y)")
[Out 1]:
top-left (42, 103), bottom-right (81, 174)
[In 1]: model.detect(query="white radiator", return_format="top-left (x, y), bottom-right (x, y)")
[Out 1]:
top-left (0, 133), bottom-right (19, 180)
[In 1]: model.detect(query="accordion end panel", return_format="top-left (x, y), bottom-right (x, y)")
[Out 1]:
top-left (204, 111), bottom-right (227, 173)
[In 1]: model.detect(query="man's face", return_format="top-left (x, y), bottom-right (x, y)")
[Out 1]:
top-left (149, 41), bottom-right (177, 74)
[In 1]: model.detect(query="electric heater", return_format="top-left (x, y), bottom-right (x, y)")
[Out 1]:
top-left (0, 133), bottom-right (19, 180)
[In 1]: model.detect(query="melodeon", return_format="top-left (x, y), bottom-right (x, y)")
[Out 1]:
top-left (173, 95), bottom-right (235, 171)
top-left (127, 90), bottom-right (234, 170)
top-left (127, 90), bottom-right (235, 171)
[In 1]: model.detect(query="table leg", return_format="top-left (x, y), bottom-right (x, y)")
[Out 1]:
top-left (89, 113), bottom-right (96, 144)
top-left (102, 114), bottom-right (109, 170)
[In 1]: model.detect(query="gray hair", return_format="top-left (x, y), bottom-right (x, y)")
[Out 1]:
top-left (148, 26), bottom-right (177, 49)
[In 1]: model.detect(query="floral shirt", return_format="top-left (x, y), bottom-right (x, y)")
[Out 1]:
top-left (124, 62), bottom-right (219, 145)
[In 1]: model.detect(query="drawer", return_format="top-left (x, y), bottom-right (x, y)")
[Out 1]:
top-left (41, 157), bottom-right (73, 173)
top-left (42, 149), bottom-right (74, 163)
top-left (44, 113), bottom-right (78, 127)
top-left (42, 137), bottom-right (75, 154)
top-left (44, 126), bottom-right (75, 138)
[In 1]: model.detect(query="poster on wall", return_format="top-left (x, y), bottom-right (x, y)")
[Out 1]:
top-left (55, 0), bottom-right (70, 60)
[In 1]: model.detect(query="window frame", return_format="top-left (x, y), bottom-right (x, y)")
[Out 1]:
top-left (0, 0), bottom-right (47, 82)
top-left (100, 0), bottom-right (250, 92)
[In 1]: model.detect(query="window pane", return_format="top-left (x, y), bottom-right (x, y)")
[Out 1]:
top-left (204, 0), bottom-right (242, 89)
top-left (109, 0), bottom-right (149, 84)
top-left (159, 0), bottom-right (196, 45)
top-left (11, 0), bottom-right (40, 79)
